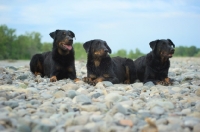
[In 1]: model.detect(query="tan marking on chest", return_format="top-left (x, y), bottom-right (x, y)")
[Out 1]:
top-left (94, 60), bottom-right (100, 67)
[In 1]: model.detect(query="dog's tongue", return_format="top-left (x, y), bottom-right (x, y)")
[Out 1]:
top-left (64, 45), bottom-right (72, 50)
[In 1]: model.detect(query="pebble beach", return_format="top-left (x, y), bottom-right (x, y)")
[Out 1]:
top-left (0, 57), bottom-right (200, 132)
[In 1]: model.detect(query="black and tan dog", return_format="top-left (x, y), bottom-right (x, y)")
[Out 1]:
top-left (134, 39), bottom-right (175, 85)
top-left (30, 30), bottom-right (78, 82)
top-left (82, 39), bottom-right (136, 85)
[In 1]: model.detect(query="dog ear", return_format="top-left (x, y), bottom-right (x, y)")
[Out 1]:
top-left (49, 30), bottom-right (61, 39)
top-left (104, 41), bottom-right (112, 54)
top-left (149, 40), bottom-right (159, 51)
top-left (167, 39), bottom-right (175, 48)
top-left (68, 30), bottom-right (75, 38)
top-left (83, 40), bottom-right (93, 53)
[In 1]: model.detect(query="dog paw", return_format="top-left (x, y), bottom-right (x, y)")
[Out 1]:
top-left (157, 79), bottom-right (172, 86)
top-left (50, 76), bottom-right (57, 82)
top-left (156, 81), bottom-right (165, 85)
top-left (74, 78), bottom-right (81, 82)
top-left (89, 81), bottom-right (97, 86)
top-left (34, 72), bottom-right (42, 76)
top-left (82, 77), bottom-right (92, 83)
top-left (163, 78), bottom-right (173, 85)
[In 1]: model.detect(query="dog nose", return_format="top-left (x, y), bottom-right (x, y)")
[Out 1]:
top-left (170, 49), bottom-right (175, 52)
top-left (66, 36), bottom-right (73, 41)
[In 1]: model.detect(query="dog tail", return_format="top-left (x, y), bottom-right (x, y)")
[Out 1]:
top-left (30, 54), bottom-right (44, 77)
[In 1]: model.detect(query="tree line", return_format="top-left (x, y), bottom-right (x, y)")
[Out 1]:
top-left (0, 25), bottom-right (199, 60)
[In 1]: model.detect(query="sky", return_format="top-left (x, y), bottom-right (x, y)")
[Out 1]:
top-left (0, 0), bottom-right (200, 53)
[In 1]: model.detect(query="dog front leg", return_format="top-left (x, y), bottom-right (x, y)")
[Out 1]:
top-left (67, 67), bottom-right (78, 80)
top-left (50, 69), bottom-right (59, 82)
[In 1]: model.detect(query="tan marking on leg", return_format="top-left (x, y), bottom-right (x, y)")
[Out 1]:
top-left (34, 72), bottom-right (41, 76)
top-left (37, 61), bottom-right (43, 71)
top-left (50, 76), bottom-right (57, 82)
top-left (124, 66), bottom-right (130, 84)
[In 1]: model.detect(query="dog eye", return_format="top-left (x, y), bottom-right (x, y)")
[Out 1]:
top-left (63, 32), bottom-right (66, 35)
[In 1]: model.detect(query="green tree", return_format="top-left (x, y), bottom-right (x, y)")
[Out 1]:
top-left (41, 42), bottom-right (52, 52)
top-left (73, 43), bottom-right (87, 60)
top-left (0, 25), bottom-right (17, 59)
top-left (186, 46), bottom-right (198, 56)
top-left (14, 32), bottom-right (42, 59)
top-left (115, 49), bottom-right (127, 58)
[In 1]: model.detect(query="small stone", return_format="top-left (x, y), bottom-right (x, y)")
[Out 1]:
top-left (110, 104), bottom-right (130, 115)
top-left (18, 83), bottom-right (27, 89)
top-left (3, 101), bottom-right (19, 109)
top-left (144, 81), bottom-right (155, 87)
top-left (73, 115), bottom-right (89, 125)
top-left (27, 87), bottom-right (39, 94)
top-left (91, 93), bottom-right (101, 99)
top-left (184, 117), bottom-right (200, 128)
top-left (167, 117), bottom-right (182, 124)
top-left (193, 124), bottom-right (200, 132)
top-left (172, 87), bottom-right (182, 92)
top-left (17, 74), bottom-right (28, 80)
top-left (113, 113), bottom-right (125, 121)
top-left (181, 108), bottom-right (191, 115)
top-left (79, 105), bottom-right (98, 112)
top-left (89, 115), bottom-right (103, 122)
top-left (17, 124), bottom-right (31, 132)
top-left (195, 88), bottom-right (200, 97)
top-left (118, 119), bottom-right (133, 127)
top-left (102, 81), bottom-right (113, 87)
top-left (53, 90), bottom-right (66, 98)
top-left (150, 106), bottom-right (165, 115)
top-left (67, 90), bottom-right (76, 99)
top-left (73, 94), bottom-right (91, 104)
top-left (147, 99), bottom-right (174, 110)
top-left (32, 124), bottom-right (54, 132)
top-left (41, 93), bottom-right (52, 99)
top-left (84, 122), bottom-right (98, 131)
top-left (61, 83), bottom-right (79, 91)
top-left (131, 82), bottom-right (143, 88)
top-left (105, 93), bottom-right (123, 103)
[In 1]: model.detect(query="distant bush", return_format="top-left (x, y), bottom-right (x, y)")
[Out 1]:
top-left (174, 46), bottom-right (200, 57)
top-left (111, 48), bottom-right (144, 59)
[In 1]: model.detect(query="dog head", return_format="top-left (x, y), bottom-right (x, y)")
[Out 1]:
top-left (83, 39), bottom-right (112, 59)
top-left (50, 30), bottom-right (75, 54)
top-left (149, 39), bottom-right (175, 60)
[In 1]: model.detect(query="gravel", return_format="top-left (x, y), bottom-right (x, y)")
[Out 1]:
top-left (0, 57), bottom-right (200, 132)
